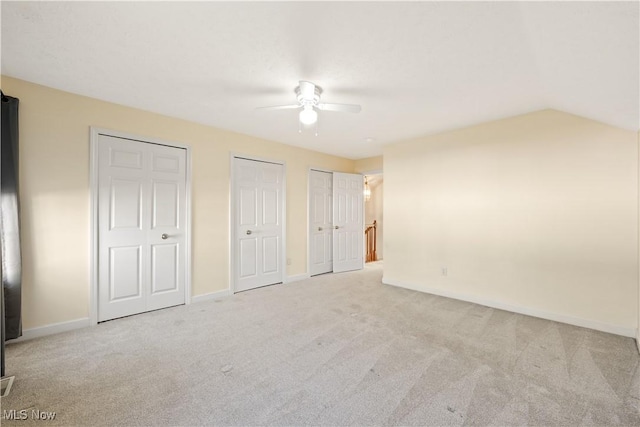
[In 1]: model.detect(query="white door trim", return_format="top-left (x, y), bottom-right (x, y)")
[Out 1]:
top-left (360, 168), bottom-right (383, 175)
top-left (89, 127), bottom-right (193, 326)
top-left (229, 153), bottom-right (287, 293)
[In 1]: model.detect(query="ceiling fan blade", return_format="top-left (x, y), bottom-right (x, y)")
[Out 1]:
top-left (317, 103), bottom-right (362, 113)
top-left (298, 81), bottom-right (316, 99)
top-left (255, 104), bottom-right (300, 111)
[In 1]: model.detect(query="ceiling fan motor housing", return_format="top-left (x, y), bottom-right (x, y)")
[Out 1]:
top-left (296, 84), bottom-right (322, 107)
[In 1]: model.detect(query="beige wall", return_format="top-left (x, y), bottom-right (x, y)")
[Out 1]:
top-left (1, 76), bottom-right (354, 330)
top-left (354, 156), bottom-right (382, 173)
top-left (384, 109), bottom-right (638, 335)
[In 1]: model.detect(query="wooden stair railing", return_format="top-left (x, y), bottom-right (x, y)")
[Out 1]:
top-left (365, 220), bottom-right (377, 263)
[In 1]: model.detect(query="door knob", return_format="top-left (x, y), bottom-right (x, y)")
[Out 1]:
top-left (161, 233), bottom-right (169, 240)
top-left (318, 227), bottom-right (323, 231)
top-left (246, 230), bottom-right (252, 235)
top-left (335, 225), bottom-right (339, 230)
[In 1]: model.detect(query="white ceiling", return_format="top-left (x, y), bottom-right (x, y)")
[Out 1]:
top-left (1, 2), bottom-right (638, 159)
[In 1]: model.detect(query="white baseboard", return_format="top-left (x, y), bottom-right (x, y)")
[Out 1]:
top-left (285, 273), bottom-right (310, 284)
top-left (7, 317), bottom-right (91, 343)
top-left (382, 277), bottom-right (637, 339)
top-left (191, 289), bottom-right (231, 303)
top-left (7, 290), bottom-right (233, 342)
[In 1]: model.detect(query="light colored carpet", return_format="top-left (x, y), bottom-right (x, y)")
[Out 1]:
top-left (2, 262), bottom-right (639, 426)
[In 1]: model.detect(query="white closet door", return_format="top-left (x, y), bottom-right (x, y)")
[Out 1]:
top-left (98, 135), bottom-right (186, 321)
top-left (309, 170), bottom-right (333, 276)
top-left (332, 172), bottom-right (364, 273)
top-left (234, 158), bottom-right (284, 292)
top-left (146, 144), bottom-right (186, 311)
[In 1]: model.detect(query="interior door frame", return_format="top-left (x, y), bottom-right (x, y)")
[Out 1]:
top-left (307, 167), bottom-right (334, 277)
top-left (360, 168), bottom-right (382, 261)
top-left (229, 153), bottom-right (287, 294)
top-left (89, 127), bottom-right (193, 326)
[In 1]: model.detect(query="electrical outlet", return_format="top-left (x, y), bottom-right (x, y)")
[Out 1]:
top-left (441, 267), bottom-right (448, 276)
top-left (287, 258), bottom-right (292, 266)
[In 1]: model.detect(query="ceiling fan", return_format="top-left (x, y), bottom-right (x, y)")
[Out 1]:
top-left (256, 81), bottom-right (361, 130)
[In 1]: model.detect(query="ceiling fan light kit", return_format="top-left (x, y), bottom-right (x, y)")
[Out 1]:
top-left (299, 104), bottom-right (318, 125)
top-left (258, 81), bottom-right (361, 132)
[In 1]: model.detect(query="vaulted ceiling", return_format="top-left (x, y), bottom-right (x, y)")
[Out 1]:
top-left (2, 2), bottom-right (638, 159)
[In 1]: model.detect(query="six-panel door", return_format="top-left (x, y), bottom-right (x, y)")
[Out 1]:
top-left (234, 158), bottom-right (284, 292)
top-left (309, 170), bottom-right (333, 276)
top-left (332, 172), bottom-right (364, 273)
top-left (98, 135), bottom-right (186, 321)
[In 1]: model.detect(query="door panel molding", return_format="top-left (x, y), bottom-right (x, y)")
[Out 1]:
top-left (229, 153), bottom-right (286, 293)
top-left (332, 172), bottom-right (364, 273)
top-left (308, 168), bottom-right (334, 276)
top-left (90, 127), bottom-right (192, 326)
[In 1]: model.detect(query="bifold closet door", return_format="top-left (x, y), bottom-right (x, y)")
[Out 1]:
top-left (332, 172), bottom-right (364, 273)
top-left (98, 135), bottom-right (186, 321)
top-left (309, 170), bottom-right (333, 276)
top-left (234, 157), bottom-right (284, 292)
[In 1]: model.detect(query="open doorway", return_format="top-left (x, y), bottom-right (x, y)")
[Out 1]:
top-left (364, 173), bottom-right (383, 262)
